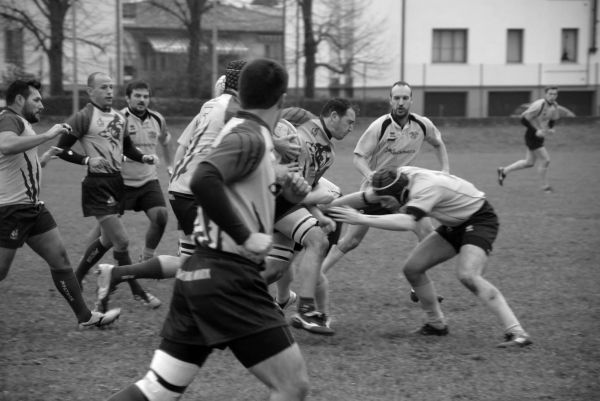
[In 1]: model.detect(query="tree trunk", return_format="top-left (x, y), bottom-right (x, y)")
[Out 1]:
top-left (47, 1), bottom-right (70, 95)
top-left (186, 0), bottom-right (204, 97)
top-left (300, 0), bottom-right (316, 98)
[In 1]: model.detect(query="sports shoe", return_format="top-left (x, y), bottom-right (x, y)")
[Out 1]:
top-left (134, 291), bottom-right (162, 309)
top-left (497, 167), bottom-right (506, 186)
top-left (291, 310), bottom-right (335, 335)
top-left (277, 290), bottom-right (298, 310)
top-left (496, 331), bottom-right (532, 348)
top-left (79, 308), bottom-right (121, 329)
top-left (409, 289), bottom-right (444, 304)
top-left (414, 323), bottom-right (449, 336)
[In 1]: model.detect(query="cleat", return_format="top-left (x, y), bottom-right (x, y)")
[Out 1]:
top-left (277, 290), bottom-right (298, 310)
top-left (96, 263), bottom-right (115, 308)
top-left (414, 323), bottom-right (449, 336)
top-left (291, 310), bottom-right (335, 335)
top-left (496, 331), bottom-right (532, 348)
top-left (409, 289), bottom-right (444, 304)
top-left (79, 308), bottom-right (121, 329)
top-left (134, 291), bottom-right (162, 309)
top-left (497, 167), bottom-right (506, 186)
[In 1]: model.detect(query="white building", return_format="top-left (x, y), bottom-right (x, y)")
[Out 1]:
top-left (284, 0), bottom-right (599, 117)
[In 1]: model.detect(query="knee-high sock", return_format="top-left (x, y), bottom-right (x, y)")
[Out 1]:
top-left (50, 269), bottom-right (91, 323)
top-left (75, 238), bottom-right (111, 284)
top-left (112, 257), bottom-right (164, 283)
top-left (413, 281), bottom-right (446, 327)
top-left (113, 249), bottom-right (145, 296)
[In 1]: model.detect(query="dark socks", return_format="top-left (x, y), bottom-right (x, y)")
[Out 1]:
top-left (298, 297), bottom-right (315, 313)
top-left (112, 257), bottom-right (164, 283)
top-left (50, 269), bottom-right (91, 323)
top-left (75, 238), bottom-right (110, 284)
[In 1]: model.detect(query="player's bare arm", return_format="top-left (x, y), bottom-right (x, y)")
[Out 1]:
top-left (0, 123), bottom-right (70, 155)
top-left (328, 206), bottom-right (417, 232)
top-left (353, 153), bottom-right (375, 181)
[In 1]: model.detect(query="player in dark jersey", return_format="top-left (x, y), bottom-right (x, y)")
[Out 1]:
top-left (497, 86), bottom-right (561, 193)
top-left (106, 59), bottom-right (312, 401)
top-left (0, 79), bottom-right (120, 328)
top-left (327, 166), bottom-right (532, 348)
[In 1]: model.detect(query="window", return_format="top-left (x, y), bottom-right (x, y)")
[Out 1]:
top-left (122, 3), bottom-right (136, 19)
top-left (4, 27), bottom-right (24, 68)
top-left (561, 29), bottom-right (578, 62)
top-left (507, 29), bottom-right (523, 63)
top-left (432, 29), bottom-right (467, 63)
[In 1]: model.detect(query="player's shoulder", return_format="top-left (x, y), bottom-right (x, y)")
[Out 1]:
top-left (408, 112), bottom-right (434, 126)
top-left (147, 108), bottom-right (167, 124)
top-left (0, 109), bottom-right (25, 133)
top-left (281, 107), bottom-right (316, 128)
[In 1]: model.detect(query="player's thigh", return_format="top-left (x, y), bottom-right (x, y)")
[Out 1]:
top-left (26, 227), bottom-right (70, 269)
top-left (246, 342), bottom-right (308, 393)
top-left (274, 207), bottom-right (319, 246)
top-left (97, 214), bottom-right (129, 248)
top-left (455, 244), bottom-right (489, 280)
top-left (533, 146), bottom-right (550, 163)
top-left (145, 205), bottom-right (169, 226)
top-left (341, 223), bottom-right (369, 244)
top-left (0, 247), bottom-right (18, 280)
top-left (404, 232), bottom-right (456, 274)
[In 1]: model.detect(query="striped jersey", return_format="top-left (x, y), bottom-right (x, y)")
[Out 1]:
top-left (0, 109), bottom-right (42, 205)
top-left (168, 92), bottom-right (240, 196)
top-left (354, 113), bottom-right (441, 172)
top-left (65, 103), bottom-right (127, 174)
top-left (398, 166), bottom-right (485, 227)
top-left (193, 111), bottom-right (277, 263)
top-left (521, 99), bottom-right (560, 130)
top-left (121, 107), bottom-right (168, 187)
top-left (296, 118), bottom-right (335, 187)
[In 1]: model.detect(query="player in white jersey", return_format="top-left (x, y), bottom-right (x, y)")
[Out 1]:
top-left (497, 86), bottom-right (561, 193)
top-left (0, 79), bottom-right (120, 328)
top-left (321, 81), bottom-right (449, 306)
top-left (327, 166), bottom-right (532, 348)
top-left (106, 58), bottom-right (312, 401)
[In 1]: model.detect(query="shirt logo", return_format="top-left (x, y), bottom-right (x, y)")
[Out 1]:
top-left (96, 118), bottom-right (105, 128)
top-left (465, 225), bottom-right (474, 232)
top-left (9, 228), bottom-right (19, 240)
top-left (106, 196), bottom-right (116, 206)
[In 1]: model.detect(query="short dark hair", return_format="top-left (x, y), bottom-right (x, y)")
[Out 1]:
top-left (238, 58), bottom-right (288, 109)
top-left (320, 98), bottom-right (354, 119)
top-left (6, 79), bottom-right (42, 105)
top-left (390, 81), bottom-right (412, 96)
top-left (545, 86), bottom-right (558, 93)
top-left (125, 80), bottom-right (151, 97)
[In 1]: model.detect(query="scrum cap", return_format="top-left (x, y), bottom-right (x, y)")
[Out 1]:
top-left (372, 167), bottom-right (410, 204)
top-left (225, 59), bottom-right (247, 91)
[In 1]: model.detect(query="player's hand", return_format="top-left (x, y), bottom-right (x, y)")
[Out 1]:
top-left (142, 154), bottom-right (160, 165)
top-left (241, 232), bottom-right (272, 263)
top-left (327, 206), bottom-right (364, 225)
top-left (46, 123), bottom-right (71, 139)
top-left (280, 172), bottom-right (311, 203)
top-left (40, 146), bottom-right (63, 168)
top-left (88, 156), bottom-right (111, 170)
top-left (167, 165), bottom-right (174, 177)
top-left (273, 135), bottom-right (301, 161)
top-left (535, 129), bottom-right (546, 138)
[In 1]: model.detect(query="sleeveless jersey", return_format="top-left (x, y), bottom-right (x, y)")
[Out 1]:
top-left (0, 109), bottom-right (42, 205)
top-left (399, 166), bottom-right (485, 227)
top-left (296, 118), bottom-right (335, 187)
top-left (121, 108), bottom-right (168, 187)
top-left (193, 112), bottom-right (277, 262)
top-left (354, 113), bottom-right (440, 172)
top-left (168, 93), bottom-right (240, 196)
top-left (521, 98), bottom-right (560, 130)
top-left (65, 103), bottom-right (127, 174)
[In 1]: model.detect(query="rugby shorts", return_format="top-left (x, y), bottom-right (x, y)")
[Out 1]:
top-left (0, 203), bottom-right (57, 248)
top-left (524, 127), bottom-right (545, 150)
top-left (168, 192), bottom-right (197, 235)
top-left (122, 179), bottom-right (166, 213)
top-left (160, 247), bottom-right (288, 347)
top-left (81, 173), bottom-right (124, 217)
top-left (435, 200), bottom-right (498, 255)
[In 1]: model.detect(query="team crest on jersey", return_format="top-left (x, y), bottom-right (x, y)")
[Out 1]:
top-left (106, 195), bottom-right (116, 206)
top-left (409, 131), bottom-right (420, 139)
top-left (9, 228), bottom-right (19, 240)
top-left (147, 130), bottom-right (158, 140)
top-left (96, 118), bottom-right (105, 128)
top-left (128, 124), bottom-right (137, 134)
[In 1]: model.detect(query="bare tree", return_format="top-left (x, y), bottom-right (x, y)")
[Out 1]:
top-left (296, 0), bottom-right (385, 98)
top-left (146, 0), bottom-right (213, 97)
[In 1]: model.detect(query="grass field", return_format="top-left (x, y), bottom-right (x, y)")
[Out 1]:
top-left (1, 116), bottom-right (599, 401)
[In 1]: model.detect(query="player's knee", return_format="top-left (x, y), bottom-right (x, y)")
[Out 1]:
top-left (302, 228), bottom-right (329, 254)
top-left (136, 349), bottom-right (199, 401)
top-left (135, 371), bottom-right (183, 401)
top-left (152, 208), bottom-right (169, 229)
top-left (339, 234), bottom-right (362, 252)
top-left (541, 159), bottom-right (550, 168)
top-left (402, 261), bottom-right (424, 283)
top-left (279, 374), bottom-right (309, 400)
top-left (523, 160), bottom-right (535, 168)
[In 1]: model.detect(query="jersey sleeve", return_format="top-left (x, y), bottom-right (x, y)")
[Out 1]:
top-left (65, 105), bottom-right (92, 139)
top-left (521, 99), bottom-right (544, 121)
top-left (421, 116), bottom-right (443, 145)
top-left (0, 113), bottom-right (24, 135)
top-left (353, 119), bottom-right (381, 157)
top-left (203, 129), bottom-right (266, 184)
top-left (404, 185), bottom-right (441, 216)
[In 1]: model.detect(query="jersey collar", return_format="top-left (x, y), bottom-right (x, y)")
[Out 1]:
top-left (90, 101), bottom-right (112, 113)
top-left (127, 106), bottom-right (149, 121)
top-left (319, 116), bottom-right (333, 139)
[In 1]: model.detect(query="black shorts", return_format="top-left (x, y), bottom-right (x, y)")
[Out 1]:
top-left (0, 203), bottom-right (57, 249)
top-left (161, 247), bottom-right (289, 348)
top-left (158, 324), bottom-right (295, 368)
top-left (435, 200), bottom-right (498, 255)
top-left (524, 127), bottom-right (545, 150)
top-left (168, 192), bottom-right (197, 235)
top-left (81, 173), bottom-right (124, 217)
top-left (122, 179), bottom-right (166, 213)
